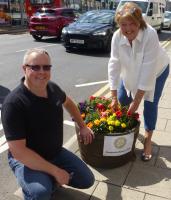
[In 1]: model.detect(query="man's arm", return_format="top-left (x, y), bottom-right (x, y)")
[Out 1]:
top-left (8, 139), bottom-right (70, 185)
top-left (63, 96), bottom-right (94, 144)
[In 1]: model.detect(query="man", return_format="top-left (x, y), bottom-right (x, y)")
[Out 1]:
top-left (2, 48), bottom-right (95, 200)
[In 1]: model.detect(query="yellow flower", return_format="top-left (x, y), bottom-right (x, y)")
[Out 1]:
top-left (109, 126), bottom-right (114, 131)
top-left (121, 123), bottom-right (127, 128)
top-left (115, 120), bottom-right (121, 126)
top-left (107, 120), bottom-right (113, 125)
top-left (112, 113), bottom-right (116, 117)
top-left (100, 118), bottom-right (107, 122)
top-left (94, 119), bottom-right (100, 126)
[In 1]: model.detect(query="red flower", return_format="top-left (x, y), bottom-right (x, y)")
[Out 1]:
top-left (134, 113), bottom-right (139, 120)
top-left (96, 103), bottom-right (105, 110)
top-left (89, 96), bottom-right (96, 100)
top-left (116, 110), bottom-right (122, 117)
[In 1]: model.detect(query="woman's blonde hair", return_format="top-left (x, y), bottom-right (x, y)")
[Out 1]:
top-left (115, 2), bottom-right (147, 30)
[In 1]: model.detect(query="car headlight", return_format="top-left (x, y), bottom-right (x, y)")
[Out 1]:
top-left (62, 27), bottom-right (67, 34)
top-left (93, 30), bottom-right (107, 36)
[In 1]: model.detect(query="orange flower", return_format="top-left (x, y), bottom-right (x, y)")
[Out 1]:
top-left (87, 122), bottom-right (93, 129)
top-left (81, 113), bottom-right (85, 119)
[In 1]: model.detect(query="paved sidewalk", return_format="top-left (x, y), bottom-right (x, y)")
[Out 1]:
top-left (0, 25), bottom-right (28, 34)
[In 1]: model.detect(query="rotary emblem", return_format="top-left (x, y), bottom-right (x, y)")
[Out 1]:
top-left (114, 137), bottom-right (127, 149)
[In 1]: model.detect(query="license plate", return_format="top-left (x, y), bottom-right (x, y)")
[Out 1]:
top-left (70, 39), bottom-right (84, 44)
top-left (35, 26), bottom-right (45, 30)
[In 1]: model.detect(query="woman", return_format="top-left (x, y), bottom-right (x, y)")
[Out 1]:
top-left (108, 2), bottom-right (170, 161)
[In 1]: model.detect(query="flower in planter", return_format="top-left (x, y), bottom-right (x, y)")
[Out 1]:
top-left (78, 96), bottom-right (140, 135)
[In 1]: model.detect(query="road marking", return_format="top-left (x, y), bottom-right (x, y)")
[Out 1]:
top-left (0, 135), bottom-right (6, 146)
top-left (92, 83), bottom-right (109, 96)
top-left (0, 123), bottom-right (3, 131)
top-left (63, 120), bottom-right (75, 126)
top-left (75, 80), bottom-right (108, 87)
top-left (161, 38), bottom-right (171, 48)
top-left (0, 142), bottom-right (8, 154)
top-left (16, 44), bottom-right (57, 52)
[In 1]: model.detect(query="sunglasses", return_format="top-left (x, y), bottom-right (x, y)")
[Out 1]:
top-left (118, 7), bottom-right (136, 16)
top-left (25, 64), bottom-right (52, 71)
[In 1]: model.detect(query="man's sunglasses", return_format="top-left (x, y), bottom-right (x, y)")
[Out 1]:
top-left (25, 64), bottom-right (52, 71)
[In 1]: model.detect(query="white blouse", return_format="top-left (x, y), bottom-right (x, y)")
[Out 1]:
top-left (108, 25), bottom-right (169, 102)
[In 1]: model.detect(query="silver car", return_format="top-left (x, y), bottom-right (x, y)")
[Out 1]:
top-left (163, 11), bottom-right (171, 30)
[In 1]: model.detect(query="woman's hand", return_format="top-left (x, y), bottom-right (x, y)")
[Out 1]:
top-left (110, 98), bottom-right (119, 111)
top-left (79, 126), bottom-right (94, 145)
top-left (127, 99), bottom-right (141, 114)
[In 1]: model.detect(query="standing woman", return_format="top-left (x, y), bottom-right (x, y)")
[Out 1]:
top-left (108, 2), bottom-right (170, 161)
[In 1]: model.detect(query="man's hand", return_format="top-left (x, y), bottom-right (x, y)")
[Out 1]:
top-left (79, 126), bottom-right (94, 145)
top-left (54, 168), bottom-right (70, 186)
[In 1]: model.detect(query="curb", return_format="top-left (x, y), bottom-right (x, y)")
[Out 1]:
top-left (0, 27), bottom-right (28, 35)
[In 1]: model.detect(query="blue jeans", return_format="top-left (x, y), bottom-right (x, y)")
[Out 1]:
top-left (8, 148), bottom-right (95, 200)
top-left (117, 65), bottom-right (170, 131)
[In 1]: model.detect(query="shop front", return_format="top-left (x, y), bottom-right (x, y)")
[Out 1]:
top-left (0, 0), bottom-right (27, 26)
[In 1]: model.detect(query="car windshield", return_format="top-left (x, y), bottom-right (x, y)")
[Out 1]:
top-left (118, 1), bottom-right (148, 13)
top-left (77, 11), bottom-right (114, 24)
top-left (165, 12), bottom-right (171, 19)
top-left (30, 0), bottom-right (53, 5)
top-left (34, 9), bottom-right (56, 17)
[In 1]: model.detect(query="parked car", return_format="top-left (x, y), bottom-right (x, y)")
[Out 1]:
top-left (61, 10), bottom-right (116, 52)
top-left (163, 11), bottom-right (171, 30)
top-left (29, 7), bottom-right (81, 41)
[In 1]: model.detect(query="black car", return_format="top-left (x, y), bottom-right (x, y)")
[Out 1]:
top-left (61, 10), bottom-right (116, 52)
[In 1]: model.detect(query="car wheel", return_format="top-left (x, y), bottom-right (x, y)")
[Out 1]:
top-left (65, 47), bottom-right (72, 52)
top-left (56, 31), bottom-right (61, 41)
top-left (32, 35), bottom-right (43, 41)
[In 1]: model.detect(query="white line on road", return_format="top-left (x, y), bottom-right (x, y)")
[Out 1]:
top-left (0, 135), bottom-right (6, 146)
top-left (0, 142), bottom-right (8, 154)
top-left (75, 80), bottom-right (108, 87)
top-left (0, 123), bottom-right (3, 131)
top-left (16, 44), bottom-right (58, 53)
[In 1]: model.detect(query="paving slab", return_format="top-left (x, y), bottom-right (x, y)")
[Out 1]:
top-left (125, 163), bottom-right (171, 199)
top-left (52, 181), bottom-right (99, 200)
top-left (76, 151), bottom-right (133, 186)
top-left (91, 182), bottom-right (145, 200)
top-left (145, 194), bottom-right (171, 200)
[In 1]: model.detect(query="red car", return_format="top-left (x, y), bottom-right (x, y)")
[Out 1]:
top-left (29, 7), bottom-right (80, 41)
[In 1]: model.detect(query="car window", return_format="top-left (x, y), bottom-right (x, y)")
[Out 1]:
top-left (165, 12), bottom-right (171, 19)
top-left (34, 9), bottom-right (56, 17)
top-left (61, 10), bottom-right (75, 17)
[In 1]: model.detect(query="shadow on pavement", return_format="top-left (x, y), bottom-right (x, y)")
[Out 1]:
top-left (52, 185), bottom-right (102, 200)
top-left (0, 85), bottom-right (10, 108)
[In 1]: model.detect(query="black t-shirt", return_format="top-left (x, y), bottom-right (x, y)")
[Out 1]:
top-left (2, 79), bottom-right (66, 160)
